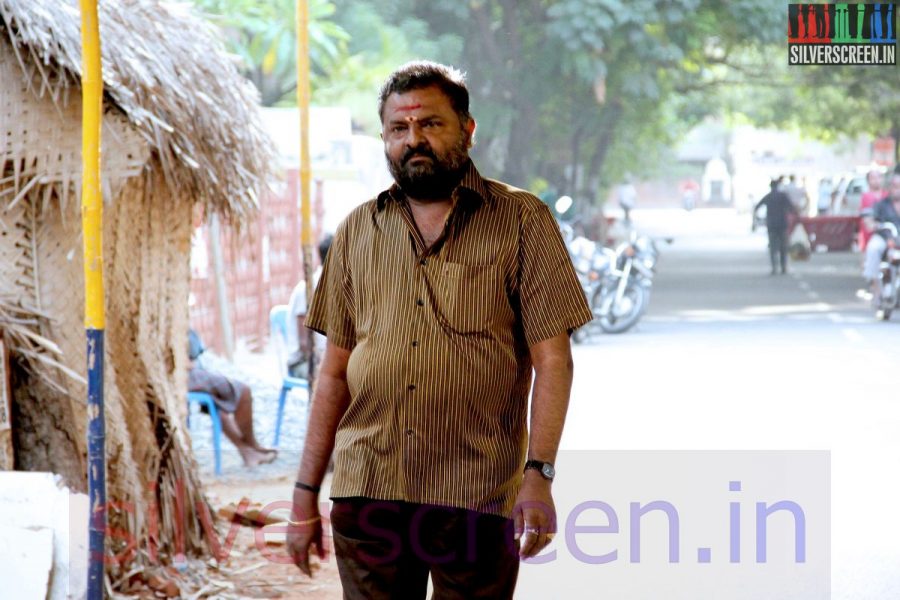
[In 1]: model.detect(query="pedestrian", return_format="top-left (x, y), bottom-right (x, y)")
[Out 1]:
top-left (816, 176), bottom-right (833, 216)
top-left (286, 60), bottom-right (592, 599)
top-left (617, 176), bottom-right (637, 224)
top-left (753, 179), bottom-right (797, 275)
top-left (784, 174), bottom-right (808, 214)
top-left (286, 234), bottom-right (333, 379)
top-left (187, 329), bottom-right (277, 467)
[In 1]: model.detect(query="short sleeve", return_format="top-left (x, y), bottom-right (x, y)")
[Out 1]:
top-left (518, 203), bottom-right (593, 347)
top-left (306, 222), bottom-right (356, 350)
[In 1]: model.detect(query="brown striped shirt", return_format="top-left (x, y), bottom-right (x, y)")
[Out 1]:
top-left (306, 161), bottom-right (592, 516)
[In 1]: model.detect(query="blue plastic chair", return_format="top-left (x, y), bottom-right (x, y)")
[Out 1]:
top-left (187, 391), bottom-right (223, 476)
top-left (269, 304), bottom-right (310, 447)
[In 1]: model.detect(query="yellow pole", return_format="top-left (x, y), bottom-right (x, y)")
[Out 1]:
top-left (296, 0), bottom-right (316, 381)
top-left (81, 0), bottom-right (104, 331)
top-left (79, 1), bottom-right (107, 597)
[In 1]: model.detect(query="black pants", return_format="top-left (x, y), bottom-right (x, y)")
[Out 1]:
top-left (330, 498), bottom-right (520, 600)
top-left (768, 228), bottom-right (788, 273)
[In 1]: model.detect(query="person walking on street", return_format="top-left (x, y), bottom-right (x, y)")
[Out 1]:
top-left (286, 61), bottom-right (592, 599)
top-left (754, 179), bottom-right (797, 275)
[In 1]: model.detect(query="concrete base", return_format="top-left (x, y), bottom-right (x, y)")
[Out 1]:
top-left (0, 472), bottom-right (88, 600)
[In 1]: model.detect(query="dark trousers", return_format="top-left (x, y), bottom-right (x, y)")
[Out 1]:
top-left (330, 498), bottom-right (520, 600)
top-left (768, 228), bottom-right (788, 273)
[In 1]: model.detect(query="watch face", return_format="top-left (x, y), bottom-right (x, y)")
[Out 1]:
top-left (541, 463), bottom-right (555, 479)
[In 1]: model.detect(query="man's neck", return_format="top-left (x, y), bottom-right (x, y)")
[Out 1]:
top-left (407, 196), bottom-right (452, 210)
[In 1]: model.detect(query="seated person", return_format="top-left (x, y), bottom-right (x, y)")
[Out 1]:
top-left (286, 235), bottom-right (332, 378)
top-left (188, 329), bottom-right (277, 467)
top-left (863, 174), bottom-right (900, 295)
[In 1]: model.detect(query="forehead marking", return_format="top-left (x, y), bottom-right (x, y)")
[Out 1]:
top-left (396, 103), bottom-right (422, 112)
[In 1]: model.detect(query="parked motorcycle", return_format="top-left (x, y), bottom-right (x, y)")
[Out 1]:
top-left (874, 222), bottom-right (900, 320)
top-left (568, 229), bottom-right (663, 339)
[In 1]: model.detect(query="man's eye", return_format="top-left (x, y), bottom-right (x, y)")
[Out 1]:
top-left (392, 125), bottom-right (407, 133)
top-left (422, 121), bottom-right (439, 128)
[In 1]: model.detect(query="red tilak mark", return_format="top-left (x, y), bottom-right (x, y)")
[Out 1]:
top-left (397, 103), bottom-right (422, 111)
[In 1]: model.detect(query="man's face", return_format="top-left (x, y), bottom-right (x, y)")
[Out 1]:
top-left (889, 175), bottom-right (900, 202)
top-left (381, 85), bottom-right (475, 201)
top-left (868, 171), bottom-right (883, 190)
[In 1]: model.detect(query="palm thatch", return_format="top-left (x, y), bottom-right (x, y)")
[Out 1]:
top-left (0, 0), bottom-right (272, 222)
top-left (0, 0), bottom-right (276, 587)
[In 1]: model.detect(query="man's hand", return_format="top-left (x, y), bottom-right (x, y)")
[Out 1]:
top-left (286, 490), bottom-right (327, 576)
top-left (512, 470), bottom-right (556, 559)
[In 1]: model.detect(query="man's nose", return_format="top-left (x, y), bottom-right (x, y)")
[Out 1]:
top-left (404, 122), bottom-right (425, 146)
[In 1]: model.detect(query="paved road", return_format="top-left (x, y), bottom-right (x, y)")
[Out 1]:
top-left (562, 208), bottom-right (900, 599)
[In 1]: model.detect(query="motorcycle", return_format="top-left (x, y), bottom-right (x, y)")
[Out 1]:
top-left (874, 222), bottom-right (900, 321)
top-left (569, 230), bottom-right (662, 339)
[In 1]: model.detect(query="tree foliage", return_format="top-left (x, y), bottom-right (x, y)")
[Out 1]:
top-left (191, 0), bottom-right (348, 105)
top-left (192, 0), bottom-right (898, 202)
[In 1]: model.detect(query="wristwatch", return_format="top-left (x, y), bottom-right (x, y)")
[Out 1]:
top-left (524, 460), bottom-right (555, 481)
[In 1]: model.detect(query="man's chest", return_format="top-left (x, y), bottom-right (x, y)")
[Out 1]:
top-left (346, 212), bottom-right (519, 333)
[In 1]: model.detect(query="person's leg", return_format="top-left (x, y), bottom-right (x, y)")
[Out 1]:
top-left (778, 229), bottom-right (789, 273)
top-left (418, 505), bottom-right (520, 600)
top-left (232, 386), bottom-right (275, 455)
top-left (864, 235), bottom-right (887, 281)
top-left (330, 498), bottom-right (429, 600)
top-left (767, 231), bottom-right (779, 274)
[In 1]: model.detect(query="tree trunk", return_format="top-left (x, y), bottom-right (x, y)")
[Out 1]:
top-left (581, 102), bottom-right (623, 203)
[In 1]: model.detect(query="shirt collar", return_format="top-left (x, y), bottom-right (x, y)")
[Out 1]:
top-left (375, 160), bottom-right (493, 211)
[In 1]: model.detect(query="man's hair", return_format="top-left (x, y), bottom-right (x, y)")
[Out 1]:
top-left (378, 61), bottom-right (471, 124)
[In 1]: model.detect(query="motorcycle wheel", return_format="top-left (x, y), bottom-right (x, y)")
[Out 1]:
top-left (594, 282), bottom-right (647, 334)
top-left (572, 327), bottom-right (589, 344)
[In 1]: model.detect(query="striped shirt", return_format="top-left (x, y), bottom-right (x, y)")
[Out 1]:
top-left (306, 161), bottom-right (592, 516)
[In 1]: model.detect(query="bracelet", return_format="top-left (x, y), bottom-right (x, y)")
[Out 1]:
top-left (287, 516), bottom-right (321, 526)
top-left (294, 481), bottom-right (321, 493)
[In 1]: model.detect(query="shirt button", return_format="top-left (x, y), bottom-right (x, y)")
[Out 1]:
top-left (416, 299), bottom-right (424, 307)
top-left (420, 259), bottom-right (427, 266)
top-left (408, 384), bottom-right (416, 391)
top-left (411, 341), bottom-right (418, 348)
top-left (406, 429), bottom-right (414, 436)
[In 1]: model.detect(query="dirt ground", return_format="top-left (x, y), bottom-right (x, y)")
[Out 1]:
top-left (199, 474), bottom-right (343, 599)
top-left (116, 474), bottom-right (343, 599)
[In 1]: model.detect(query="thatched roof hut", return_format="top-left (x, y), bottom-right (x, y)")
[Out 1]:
top-left (0, 0), bottom-right (272, 577)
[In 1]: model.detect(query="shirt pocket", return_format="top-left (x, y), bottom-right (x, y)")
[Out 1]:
top-left (436, 262), bottom-right (501, 334)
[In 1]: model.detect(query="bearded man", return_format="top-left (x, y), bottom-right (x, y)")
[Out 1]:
top-left (287, 61), bottom-right (591, 599)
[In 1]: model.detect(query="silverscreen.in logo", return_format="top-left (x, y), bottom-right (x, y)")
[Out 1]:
top-left (788, 3), bottom-right (896, 65)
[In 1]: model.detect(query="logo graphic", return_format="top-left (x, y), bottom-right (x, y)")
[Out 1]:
top-left (788, 3), bottom-right (897, 65)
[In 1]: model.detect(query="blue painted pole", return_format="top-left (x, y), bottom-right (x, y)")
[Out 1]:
top-left (79, 0), bottom-right (106, 597)
top-left (86, 330), bottom-right (105, 598)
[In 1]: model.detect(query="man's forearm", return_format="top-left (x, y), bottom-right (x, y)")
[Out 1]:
top-left (295, 372), bottom-right (350, 487)
top-left (528, 335), bottom-right (575, 464)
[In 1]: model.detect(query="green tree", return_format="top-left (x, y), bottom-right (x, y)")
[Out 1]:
top-left (411, 0), bottom-right (783, 202)
top-left (191, 0), bottom-right (349, 106)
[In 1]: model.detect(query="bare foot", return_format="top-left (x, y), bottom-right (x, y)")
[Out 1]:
top-left (239, 446), bottom-right (278, 468)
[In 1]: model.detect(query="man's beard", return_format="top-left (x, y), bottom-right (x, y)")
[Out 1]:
top-left (387, 134), bottom-right (470, 201)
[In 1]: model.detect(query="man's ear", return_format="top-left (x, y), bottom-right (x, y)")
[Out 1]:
top-left (465, 118), bottom-right (477, 148)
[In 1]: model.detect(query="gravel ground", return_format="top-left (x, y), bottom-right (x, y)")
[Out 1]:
top-left (187, 340), bottom-right (309, 482)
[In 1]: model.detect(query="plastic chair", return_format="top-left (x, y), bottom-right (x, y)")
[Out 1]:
top-left (269, 304), bottom-right (310, 447)
top-left (187, 391), bottom-right (222, 476)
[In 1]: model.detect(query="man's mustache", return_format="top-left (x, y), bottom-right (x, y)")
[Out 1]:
top-left (402, 145), bottom-right (437, 165)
